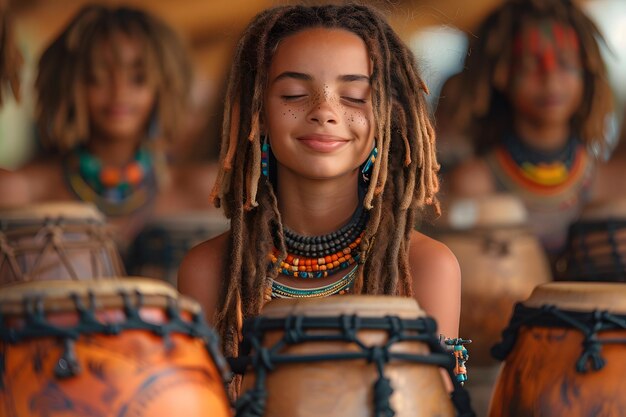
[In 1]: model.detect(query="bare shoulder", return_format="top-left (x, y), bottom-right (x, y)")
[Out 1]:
top-left (178, 230), bottom-right (230, 323)
top-left (0, 159), bottom-right (67, 207)
top-left (0, 167), bottom-right (31, 207)
top-left (408, 230), bottom-right (461, 338)
top-left (446, 157), bottom-right (495, 197)
top-left (408, 231), bottom-right (460, 285)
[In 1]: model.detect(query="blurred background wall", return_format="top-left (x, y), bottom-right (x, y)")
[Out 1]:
top-left (1, 0), bottom-right (624, 168)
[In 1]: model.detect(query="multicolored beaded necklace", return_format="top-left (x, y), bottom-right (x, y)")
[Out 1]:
top-left (268, 199), bottom-right (368, 299)
top-left (269, 203), bottom-right (368, 279)
top-left (63, 146), bottom-right (157, 217)
top-left (270, 263), bottom-right (359, 299)
top-left (489, 134), bottom-right (591, 199)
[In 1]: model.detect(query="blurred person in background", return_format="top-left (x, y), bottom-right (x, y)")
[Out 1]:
top-left (0, 4), bottom-right (221, 250)
top-left (444, 0), bottom-right (618, 268)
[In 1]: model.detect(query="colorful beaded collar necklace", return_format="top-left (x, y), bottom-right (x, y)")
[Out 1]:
top-left (63, 146), bottom-right (157, 216)
top-left (269, 203), bottom-right (368, 279)
top-left (493, 133), bottom-right (588, 194)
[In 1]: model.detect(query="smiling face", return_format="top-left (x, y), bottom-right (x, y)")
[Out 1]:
top-left (264, 27), bottom-right (375, 182)
top-left (508, 20), bottom-right (583, 129)
top-left (85, 31), bottom-right (157, 144)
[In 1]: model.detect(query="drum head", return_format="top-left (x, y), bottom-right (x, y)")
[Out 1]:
top-left (260, 295), bottom-right (425, 319)
top-left (0, 277), bottom-right (201, 316)
top-left (0, 202), bottom-right (105, 223)
top-left (523, 281), bottom-right (626, 313)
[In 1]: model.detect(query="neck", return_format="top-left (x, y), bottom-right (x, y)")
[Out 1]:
top-left (276, 167), bottom-right (361, 236)
top-left (514, 117), bottom-right (570, 152)
top-left (87, 134), bottom-right (143, 166)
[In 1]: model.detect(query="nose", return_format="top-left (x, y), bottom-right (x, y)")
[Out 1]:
top-left (539, 48), bottom-right (558, 74)
top-left (110, 72), bottom-right (128, 100)
top-left (307, 94), bottom-right (339, 125)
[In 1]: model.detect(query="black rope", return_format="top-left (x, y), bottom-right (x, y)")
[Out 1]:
top-left (0, 290), bottom-right (232, 386)
top-left (491, 303), bottom-right (626, 373)
top-left (231, 313), bottom-right (475, 417)
top-left (562, 220), bottom-right (626, 282)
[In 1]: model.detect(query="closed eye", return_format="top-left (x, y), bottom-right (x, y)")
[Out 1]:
top-left (342, 97), bottom-right (367, 104)
top-left (282, 95), bottom-right (307, 101)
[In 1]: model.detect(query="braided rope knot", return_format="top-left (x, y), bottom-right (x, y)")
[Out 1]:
top-left (577, 336), bottom-right (605, 372)
top-left (373, 375), bottom-right (395, 417)
top-left (234, 387), bottom-right (267, 417)
top-left (253, 347), bottom-right (275, 372)
top-left (367, 346), bottom-right (391, 366)
top-left (284, 315), bottom-right (304, 344)
top-left (340, 314), bottom-right (360, 342)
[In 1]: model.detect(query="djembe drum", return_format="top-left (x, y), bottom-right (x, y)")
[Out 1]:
top-left (125, 212), bottom-right (229, 286)
top-left (0, 278), bottom-right (231, 417)
top-left (232, 296), bottom-right (474, 417)
top-left (489, 282), bottom-right (626, 417)
top-left (432, 194), bottom-right (552, 365)
top-left (0, 202), bottom-right (124, 284)
top-left (558, 198), bottom-right (626, 281)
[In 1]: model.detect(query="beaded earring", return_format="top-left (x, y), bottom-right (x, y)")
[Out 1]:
top-left (261, 135), bottom-right (270, 177)
top-left (361, 146), bottom-right (378, 183)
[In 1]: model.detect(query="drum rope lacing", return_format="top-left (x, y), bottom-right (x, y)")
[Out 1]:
top-left (561, 219), bottom-right (626, 281)
top-left (492, 303), bottom-right (626, 372)
top-left (0, 216), bottom-right (123, 281)
top-left (0, 290), bottom-right (232, 386)
top-left (229, 314), bottom-right (476, 417)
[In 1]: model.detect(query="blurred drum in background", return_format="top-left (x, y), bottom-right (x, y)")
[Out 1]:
top-left (490, 282), bottom-right (626, 417)
top-left (125, 212), bottom-right (229, 286)
top-left (233, 295), bottom-right (474, 417)
top-left (557, 198), bottom-right (626, 282)
top-left (0, 202), bottom-right (124, 284)
top-left (429, 194), bottom-right (552, 417)
top-left (0, 277), bottom-right (231, 417)
top-left (432, 194), bottom-right (552, 365)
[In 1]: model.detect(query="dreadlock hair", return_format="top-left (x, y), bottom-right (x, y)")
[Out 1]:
top-left (451, 0), bottom-right (613, 156)
top-left (35, 4), bottom-right (191, 152)
top-left (209, 3), bottom-right (440, 358)
top-left (0, 0), bottom-right (22, 105)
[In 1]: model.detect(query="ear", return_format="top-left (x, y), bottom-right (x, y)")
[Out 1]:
top-left (259, 112), bottom-right (267, 137)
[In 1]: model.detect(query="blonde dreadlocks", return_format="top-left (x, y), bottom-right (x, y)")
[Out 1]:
top-left (209, 4), bottom-right (440, 357)
top-left (0, 0), bottom-right (22, 105)
top-left (35, 5), bottom-right (191, 152)
top-left (451, 0), bottom-right (613, 155)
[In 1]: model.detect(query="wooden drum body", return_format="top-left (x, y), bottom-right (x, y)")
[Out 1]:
top-left (0, 203), bottom-right (125, 284)
top-left (0, 278), bottom-right (231, 417)
top-left (235, 296), bottom-right (473, 417)
top-left (489, 282), bottom-right (626, 417)
top-left (434, 195), bottom-right (552, 365)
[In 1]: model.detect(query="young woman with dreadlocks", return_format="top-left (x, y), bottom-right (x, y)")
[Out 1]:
top-left (0, 4), bottom-right (220, 246)
top-left (178, 4), bottom-right (461, 363)
top-left (446, 0), bottom-right (615, 263)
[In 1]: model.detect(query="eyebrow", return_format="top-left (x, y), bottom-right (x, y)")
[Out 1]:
top-left (271, 71), bottom-right (370, 84)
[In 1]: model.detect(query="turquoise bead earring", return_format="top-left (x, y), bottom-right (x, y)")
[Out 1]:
top-left (361, 146), bottom-right (378, 183)
top-left (261, 136), bottom-right (269, 177)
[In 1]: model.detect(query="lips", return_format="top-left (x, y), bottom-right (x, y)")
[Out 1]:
top-left (104, 105), bottom-right (134, 118)
top-left (296, 134), bottom-right (349, 152)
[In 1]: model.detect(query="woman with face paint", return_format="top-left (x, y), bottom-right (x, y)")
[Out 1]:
top-left (446, 0), bottom-right (614, 266)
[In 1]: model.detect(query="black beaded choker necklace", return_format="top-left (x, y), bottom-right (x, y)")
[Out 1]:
top-left (283, 203), bottom-right (367, 258)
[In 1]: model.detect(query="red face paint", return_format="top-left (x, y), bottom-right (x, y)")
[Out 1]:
top-left (512, 20), bottom-right (581, 77)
